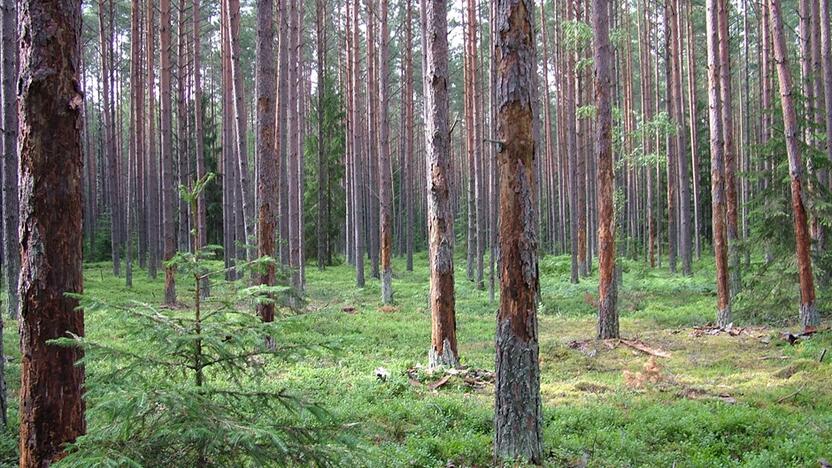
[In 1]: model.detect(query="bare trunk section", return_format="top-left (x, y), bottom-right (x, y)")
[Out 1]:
top-left (18, 0), bottom-right (86, 463)
top-left (685, 0), bottom-right (701, 260)
top-left (161, 0), bottom-right (176, 305)
top-left (768, 0), bottom-right (819, 330)
top-left (0, 0), bottom-right (18, 319)
top-left (256, 0), bottom-right (276, 326)
top-left (422, 0), bottom-right (458, 369)
top-left (493, 0), bottom-right (543, 464)
top-left (193, 0), bottom-right (209, 296)
top-left (225, 0), bottom-right (253, 263)
top-left (351, 0), bottom-right (365, 288)
top-left (405, 0), bottom-right (415, 272)
top-left (378, 0), bottom-right (393, 304)
top-left (594, 0), bottom-right (618, 339)
top-left (98, 0), bottom-right (120, 277)
top-left (669, 0), bottom-right (692, 275)
top-left (316, 0), bottom-right (327, 271)
top-left (146, 0), bottom-right (159, 279)
top-left (718, 0), bottom-right (740, 295)
top-left (706, 0), bottom-right (731, 327)
top-left (567, 0), bottom-right (580, 284)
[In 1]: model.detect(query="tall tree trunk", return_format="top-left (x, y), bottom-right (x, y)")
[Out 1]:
top-left (664, 1), bottom-right (678, 274)
top-left (177, 0), bottom-right (190, 254)
top-left (0, 0), bottom-right (18, 319)
top-left (351, 0), bottom-right (365, 287)
top-left (706, 0), bottom-right (731, 327)
top-left (595, 0), bottom-right (618, 339)
top-left (316, 0), bottom-right (327, 271)
top-left (718, 0), bottom-right (740, 295)
top-left (422, 0), bottom-right (458, 369)
top-left (127, 0), bottom-right (143, 289)
top-left (98, 0), bottom-right (120, 277)
top-left (378, 0), bottom-right (393, 304)
top-left (287, 0), bottom-right (301, 289)
top-left (768, 0), bottom-right (819, 330)
top-left (567, 0), bottom-right (580, 283)
top-left (669, 0), bottom-right (692, 275)
top-left (224, 0), bottom-right (253, 264)
top-left (256, 0), bottom-right (277, 326)
top-left (193, 0), bottom-right (209, 296)
top-left (821, 0), bottom-right (832, 193)
top-left (276, 0), bottom-right (289, 266)
top-left (146, 0), bottom-right (159, 279)
top-left (685, 0), bottom-right (701, 260)
top-left (161, 0), bottom-right (176, 305)
top-left (18, 0), bottom-right (86, 463)
top-left (404, 0), bottom-right (415, 272)
top-left (493, 0), bottom-right (543, 464)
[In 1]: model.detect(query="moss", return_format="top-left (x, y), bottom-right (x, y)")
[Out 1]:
top-left (0, 254), bottom-right (829, 466)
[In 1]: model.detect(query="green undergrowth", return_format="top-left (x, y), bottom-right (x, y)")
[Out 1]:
top-left (0, 252), bottom-right (828, 466)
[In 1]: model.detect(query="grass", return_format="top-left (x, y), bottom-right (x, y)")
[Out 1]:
top-left (0, 251), bottom-right (830, 467)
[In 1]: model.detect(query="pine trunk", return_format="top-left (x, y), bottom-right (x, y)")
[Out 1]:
top-left (493, 0), bottom-right (543, 463)
top-left (706, 0), bottom-right (731, 327)
top-left (422, 0), bottom-right (458, 369)
top-left (0, 0), bottom-right (18, 319)
top-left (18, 0), bottom-right (86, 463)
top-left (594, 0), bottom-right (618, 339)
top-left (768, 0), bottom-right (819, 329)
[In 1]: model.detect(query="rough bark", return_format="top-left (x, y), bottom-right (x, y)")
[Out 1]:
top-left (316, 0), bottom-right (327, 271)
top-left (422, 0), bottom-right (458, 369)
top-left (685, 0), bottom-right (701, 260)
top-left (351, 0), bottom-right (365, 288)
top-left (493, 0), bottom-right (543, 464)
top-left (97, 0), bottom-right (120, 277)
top-left (822, 0), bottom-right (832, 189)
top-left (18, 0), bottom-right (86, 463)
top-left (706, 0), bottom-right (731, 327)
top-left (567, 0), bottom-right (579, 284)
top-left (718, 0), bottom-right (740, 295)
top-left (161, 0), bottom-right (176, 305)
top-left (256, 0), bottom-right (276, 325)
top-left (193, 0), bottom-right (209, 296)
top-left (669, 0), bottom-right (692, 275)
top-left (0, 0), bottom-right (18, 319)
top-left (276, 0), bottom-right (289, 266)
top-left (146, 0), bottom-right (159, 279)
top-left (768, 0), bottom-right (819, 330)
top-left (176, 0), bottom-right (190, 254)
top-left (594, 0), bottom-right (618, 339)
top-left (378, 0), bottom-right (393, 304)
top-left (404, 0), bottom-right (414, 272)
top-left (224, 0), bottom-right (253, 264)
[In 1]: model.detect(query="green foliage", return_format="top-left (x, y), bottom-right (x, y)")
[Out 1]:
top-left (54, 181), bottom-right (352, 467)
top-left (562, 20), bottom-right (593, 50)
top-left (303, 76), bottom-right (346, 265)
top-left (736, 100), bottom-right (832, 321)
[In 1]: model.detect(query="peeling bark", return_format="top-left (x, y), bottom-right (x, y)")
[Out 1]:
top-left (422, 0), bottom-right (458, 370)
top-left (768, 0), bottom-right (819, 330)
top-left (706, 0), bottom-right (731, 327)
top-left (594, 0), bottom-right (618, 340)
top-left (256, 0), bottom-right (276, 324)
top-left (493, 0), bottom-right (542, 464)
top-left (18, 0), bottom-right (86, 464)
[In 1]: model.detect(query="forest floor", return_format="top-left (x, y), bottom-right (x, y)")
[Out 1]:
top-left (1, 253), bottom-right (831, 467)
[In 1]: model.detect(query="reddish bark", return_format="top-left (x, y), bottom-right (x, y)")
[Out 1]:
top-left (594, 0), bottom-right (618, 339)
top-left (768, 0), bottom-right (819, 329)
top-left (706, 0), bottom-right (731, 326)
top-left (18, 0), bottom-right (86, 464)
top-left (493, 0), bottom-right (543, 463)
top-left (422, 0), bottom-right (458, 369)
